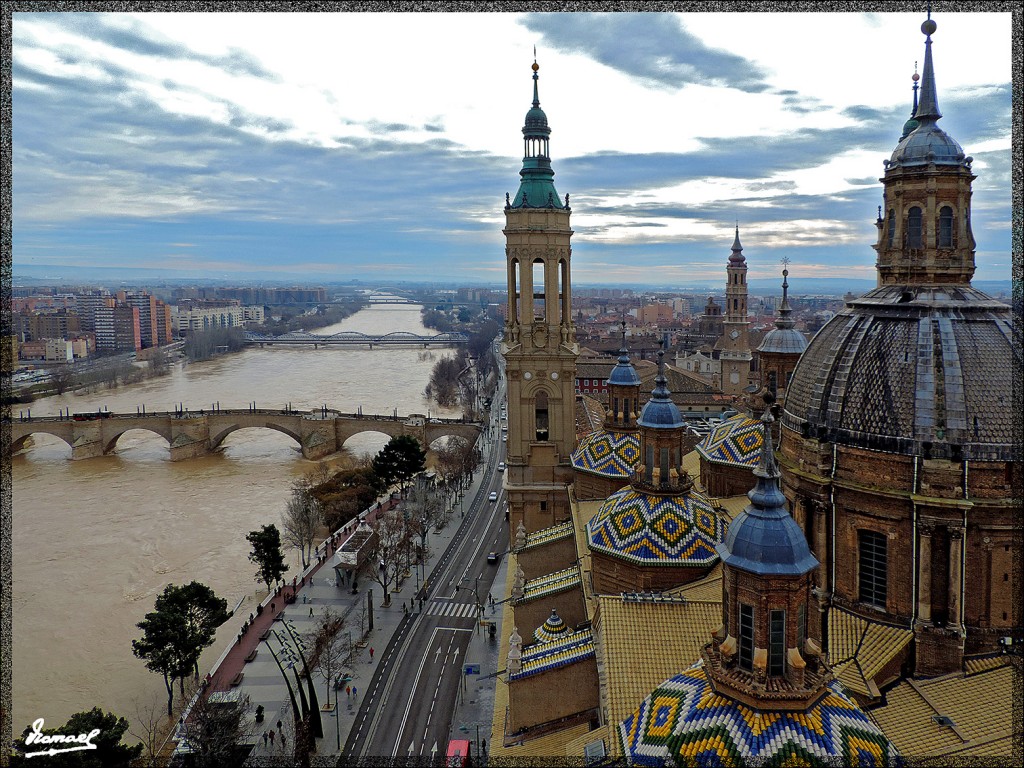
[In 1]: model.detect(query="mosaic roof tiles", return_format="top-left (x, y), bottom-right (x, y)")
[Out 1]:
top-left (509, 628), bottom-right (595, 681)
top-left (587, 486), bottom-right (725, 566)
top-left (696, 414), bottom-right (765, 468)
top-left (571, 429), bottom-right (641, 478)
top-left (618, 663), bottom-right (899, 766)
top-left (533, 609), bottom-right (570, 644)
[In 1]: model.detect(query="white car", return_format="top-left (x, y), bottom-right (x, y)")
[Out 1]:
top-left (489, 491), bottom-right (498, 502)
top-left (498, 462), bottom-right (506, 472)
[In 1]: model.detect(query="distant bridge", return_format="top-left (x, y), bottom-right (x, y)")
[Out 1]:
top-left (243, 331), bottom-right (468, 348)
top-left (12, 408), bottom-right (481, 462)
top-left (366, 297), bottom-right (417, 304)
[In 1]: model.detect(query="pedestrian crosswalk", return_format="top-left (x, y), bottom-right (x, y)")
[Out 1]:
top-left (425, 600), bottom-right (479, 619)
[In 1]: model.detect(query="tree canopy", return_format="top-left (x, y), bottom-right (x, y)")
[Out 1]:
top-left (15, 708), bottom-right (142, 767)
top-left (132, 582), bottom-right (229, 716)
top-left (371, 435), bottom-right (426, 490)
top-left (247, 524), bottom-right (288, 592)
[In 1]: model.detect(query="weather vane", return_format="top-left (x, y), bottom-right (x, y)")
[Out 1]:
top-left (780, 256), bottom-right (791, 268)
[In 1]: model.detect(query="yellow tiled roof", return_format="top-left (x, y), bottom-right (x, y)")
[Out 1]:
top-left (826, 606), bottom-right (913, 698)
top-left (964, 654), bottom-right (1007, 675)
top-left (521, 520), bottom-right (574, 551)
top-left (518, 565), bottom-right (581, 602)
top-left (869, 663), bottom-right (1017, 757)
top-left (663, 562), bottom-right (723, 602)
top-left (596, 594), bottom-right (721, 730)
top-left (490, 559), bottom-right (595, 759)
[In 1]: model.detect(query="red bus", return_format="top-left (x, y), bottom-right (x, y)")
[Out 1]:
top-left (446, 739), bottom-right (471, 767)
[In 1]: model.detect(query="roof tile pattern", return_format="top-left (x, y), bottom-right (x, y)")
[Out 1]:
top-left (587, 487), bottom-right (724, 566)
top-left (783, 286), bottom-right (1015, 461)
top-left (521, 520), bottom-right (574, 551)
top-left (571, 429), bottom-right (642, 477)
top-left (533, 610), bottom-right (570, 644)
top-left (827, 606), bottom-right (914, 697)
top-left (696, 414), bottom-right (764, 467)
top-left (618, 663), bottom-right (899, 766)
top-left (509, 628), bottom-right (595, 681)
top-left (518, 565), bottom-right (581, 603)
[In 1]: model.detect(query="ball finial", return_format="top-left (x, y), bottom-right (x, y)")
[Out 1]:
top-left (763, 390), bottom-right (777, 408)
top-left (922, 18), bottom-right (937, 36)
top-left (532, 61), bottom-right (539, 72)
top-left (912, 72), bottom-right (920, 82)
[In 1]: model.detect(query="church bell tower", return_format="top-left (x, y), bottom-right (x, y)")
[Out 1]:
top-left (502, 57), bottom-right (579, 533)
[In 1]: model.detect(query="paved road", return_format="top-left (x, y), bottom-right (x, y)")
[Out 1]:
top-left (345, 384), bottom-right (508, 760)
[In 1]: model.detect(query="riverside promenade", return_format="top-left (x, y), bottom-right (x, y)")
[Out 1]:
top-left (172, 458), bottom-right (495, 763)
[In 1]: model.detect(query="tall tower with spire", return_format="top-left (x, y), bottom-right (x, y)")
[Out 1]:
top-left (755, 259), bottom-right (807, 420)
top-left (714, 226), bottom-right (753, 396)
top-left (502, 57), bottom-right (579, 534)
top-left (875, 17), bottom-right (977, 285)
top-left (781, 14), bottom-right (1017, 676)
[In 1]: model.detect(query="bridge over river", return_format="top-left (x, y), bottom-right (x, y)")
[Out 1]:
top-left (11, 408), bottom-right (481, 461)
top-left (243, 330), bottom-right (468, 348)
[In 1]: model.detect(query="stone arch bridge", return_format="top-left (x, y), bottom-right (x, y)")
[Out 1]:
top-left (11, 408), bottom-right (481, 461)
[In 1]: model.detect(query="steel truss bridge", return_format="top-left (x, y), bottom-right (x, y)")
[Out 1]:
top-left (243, 330), bottom-right (468, 348)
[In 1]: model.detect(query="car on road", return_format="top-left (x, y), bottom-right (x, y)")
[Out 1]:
top-left (498, 462), bottom-right (505, 471)
top-left (487, 551), bottom-right (501, 564)
top-left (489, 491), bottom-right (498, 502)
top-left (502, 435), bottom-right (507, 442)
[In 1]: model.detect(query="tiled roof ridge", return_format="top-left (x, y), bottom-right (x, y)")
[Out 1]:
top-left (522, 520), bottom-right (574, 550)
top-left (906, 678), bottom-right (971, 743)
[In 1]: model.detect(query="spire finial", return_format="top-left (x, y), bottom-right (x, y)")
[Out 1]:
top-left (916, 11), bottom-right (941, 121)
top-left (776, 257), bottom-right (794, 328)
top-left (755, 393), bottom-right (781, 481)
top-left (531, 48), bottom-right (540, 107)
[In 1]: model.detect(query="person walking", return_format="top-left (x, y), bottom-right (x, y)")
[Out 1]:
top-left (268, 729), bottom-right (275, 747)
top-left (280, 732), bottom-right (287, 752)
top-left (262, 731), bottom-right (268, 749)
top-left (346, 685), bottom-right (351, 698)
top-left (369, 646), bottom-right (374, 661)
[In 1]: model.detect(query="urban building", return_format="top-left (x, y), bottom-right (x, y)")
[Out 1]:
top-left (779, 16), bottom-right (1018, 676)
top-left (713, 227), bottom-right (754, 396)
top-left (491, 17), bottom-right (1015, 762)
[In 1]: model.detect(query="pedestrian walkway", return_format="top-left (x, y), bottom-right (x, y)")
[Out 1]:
top-left (175, 429), bottom-right (501, 762)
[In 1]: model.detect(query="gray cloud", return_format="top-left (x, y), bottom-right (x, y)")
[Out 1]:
top-left (522, 12), bottom-right (771, 93)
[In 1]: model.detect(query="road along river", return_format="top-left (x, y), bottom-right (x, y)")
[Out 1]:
top-left (10, 303), bottom-right (461, 735)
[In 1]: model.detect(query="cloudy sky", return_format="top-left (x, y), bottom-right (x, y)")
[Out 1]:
top-left (10, 8), bottom-right (1014, 286)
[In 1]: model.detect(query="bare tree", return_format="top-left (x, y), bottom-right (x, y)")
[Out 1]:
top-left (128, 690), bottom-right (173, 764)
top-left (306, 607), bottom-right (346, 710)
top-left (281, 483), bottom-right (322, 568)
top-left (365, 508), bottom-right (408, 606)
top-left (51, 364), bottom-right (76, 395)
top-left (177, 682), bottom-right (257, 768)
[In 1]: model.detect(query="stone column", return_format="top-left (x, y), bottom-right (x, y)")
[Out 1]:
top-left (917, 523), bottom-right (933, 623)
top-left (948, 526), bottom-right (964, 629)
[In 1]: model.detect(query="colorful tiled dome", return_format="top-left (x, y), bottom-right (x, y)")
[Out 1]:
top-left (587, 486), bottom-right (724, 566)
top-left (533, 609), bottom-right (569, 644)
top-left (571, 430), bottom-right (641, 478)
top-left (696, 414), bottom-right (764, 468)
top-left (618, 663), bottom-right (899, 766)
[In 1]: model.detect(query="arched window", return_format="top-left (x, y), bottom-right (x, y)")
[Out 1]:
top-left (534, 391), bottom-right (549, 441)
top-left (938, 206), bottom-right (953, 247)
top-left (532, 259), bottom-right (545, 320)
top-left (887, 210), bottom-right (895, 248)
top-left (907, 207), bottom-right (923, 248)
top-left (858, 530), bottom-right (887, 608)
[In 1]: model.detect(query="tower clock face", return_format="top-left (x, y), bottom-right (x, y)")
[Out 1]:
top-left (730, 330), bottom-right (740, 340)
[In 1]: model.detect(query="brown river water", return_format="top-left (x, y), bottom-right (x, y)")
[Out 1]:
top-left (10, 303), bottom-right (460, 734)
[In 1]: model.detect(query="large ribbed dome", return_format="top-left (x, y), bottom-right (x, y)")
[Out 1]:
top-left (782, 285), bottom-right (1015, 462)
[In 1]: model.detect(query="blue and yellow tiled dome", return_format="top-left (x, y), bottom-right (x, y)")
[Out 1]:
top-left (572, 430), bottom-right (641, 478)
top-left (618, 663), bottom-right (899, 766)
top-left (696, 414), bottom-right (764, 468)
top-left (587, 486), bottom-right (724, 566)
top-left (533, 609), bottom-right (569, 644)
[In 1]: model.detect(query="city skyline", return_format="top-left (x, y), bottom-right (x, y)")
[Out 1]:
top-left (11, 9), bottom-right (1015, 285)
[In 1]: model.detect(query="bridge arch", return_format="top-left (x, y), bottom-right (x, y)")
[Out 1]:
top-left (340, 429), bottom-right (399, 459)
top-left (103, 426), bottom-right (174, 455)
top-left (12, 430), bottom-right (74, 454)
top-left (209, 423), bottom-right (303, 452)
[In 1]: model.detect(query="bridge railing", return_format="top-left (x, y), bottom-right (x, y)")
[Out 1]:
top-left (14, 407), bottom-right (483, 426)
